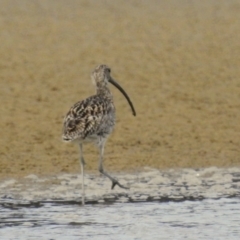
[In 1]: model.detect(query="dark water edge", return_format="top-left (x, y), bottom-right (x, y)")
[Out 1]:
top-left (1, 198), bottom-right (240, 240)
top-left (1, 192), bottom-right (240, 210)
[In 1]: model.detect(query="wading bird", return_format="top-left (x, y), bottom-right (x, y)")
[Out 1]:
top-left (62, 64), bottom-right (136, 205)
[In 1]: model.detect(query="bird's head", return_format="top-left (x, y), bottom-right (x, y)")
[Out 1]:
top-left (91, 64), bottom-right (111, 87)
top-left (91, 64), bottom-right (136, 116)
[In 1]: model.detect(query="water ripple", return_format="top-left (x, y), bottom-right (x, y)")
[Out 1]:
top-left (1, 198), bottom-right (240, 239)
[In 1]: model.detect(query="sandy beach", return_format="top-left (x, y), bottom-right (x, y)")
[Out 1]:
top-left (0, 0), bottom-right (240, 179)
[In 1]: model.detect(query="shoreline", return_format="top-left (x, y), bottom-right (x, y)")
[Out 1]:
top-left (1, 167), bottom-right (239, 204)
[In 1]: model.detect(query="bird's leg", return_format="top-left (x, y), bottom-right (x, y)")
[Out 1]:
top-left (79, 143), bottom-right (85, 205)
top-left (98, 141), bottom-right (129, 190)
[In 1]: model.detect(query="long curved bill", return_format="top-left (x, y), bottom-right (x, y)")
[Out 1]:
top-left (109, 78), bottom-right (136, 116)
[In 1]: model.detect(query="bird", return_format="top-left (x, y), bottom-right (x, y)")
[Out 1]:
top-left (62, 64), bottom-right (136, 205)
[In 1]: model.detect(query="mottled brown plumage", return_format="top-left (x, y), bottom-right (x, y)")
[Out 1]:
top-left (63, 94), bottom-right (114, 143)
top-left (62, 64), bottom-right (136, 205)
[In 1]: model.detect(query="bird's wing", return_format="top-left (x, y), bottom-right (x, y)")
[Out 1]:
top-left (62, 96), bottom-right (106, 140)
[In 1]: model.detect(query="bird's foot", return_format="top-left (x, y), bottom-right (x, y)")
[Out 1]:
top-left (111, 180), bottom-right (129, 190)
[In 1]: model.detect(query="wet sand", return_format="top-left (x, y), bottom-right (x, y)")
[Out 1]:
top-left (1, 167), bottom-right (240, 203)
top-left (1, 0), bottom-right (240, 179)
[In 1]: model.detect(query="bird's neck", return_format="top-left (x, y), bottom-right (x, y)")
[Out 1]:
top-left (96, 85), bottom-right (113, 99)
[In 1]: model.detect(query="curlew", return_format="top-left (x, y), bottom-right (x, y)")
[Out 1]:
top-left (62, 64), bottom-right (136, 205)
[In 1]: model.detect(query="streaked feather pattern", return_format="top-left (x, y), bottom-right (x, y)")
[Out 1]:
top-left (62, 93), bottom-right (115, 143)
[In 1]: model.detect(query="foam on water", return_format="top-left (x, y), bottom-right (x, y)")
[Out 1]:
top-left (0, 198), bottom-right (240, 240)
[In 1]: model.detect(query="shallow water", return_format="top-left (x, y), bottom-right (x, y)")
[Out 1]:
top-left (1, 198), bottom-right (240, 240)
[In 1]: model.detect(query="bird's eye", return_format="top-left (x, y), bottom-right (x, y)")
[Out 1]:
top-left (107, 68), bottom-right (111, 73)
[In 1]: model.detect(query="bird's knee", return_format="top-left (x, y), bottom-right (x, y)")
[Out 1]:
top-left (98, 165), bottom-right (103, 174)
top-left (80, 157), bottom-right (85, 165)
